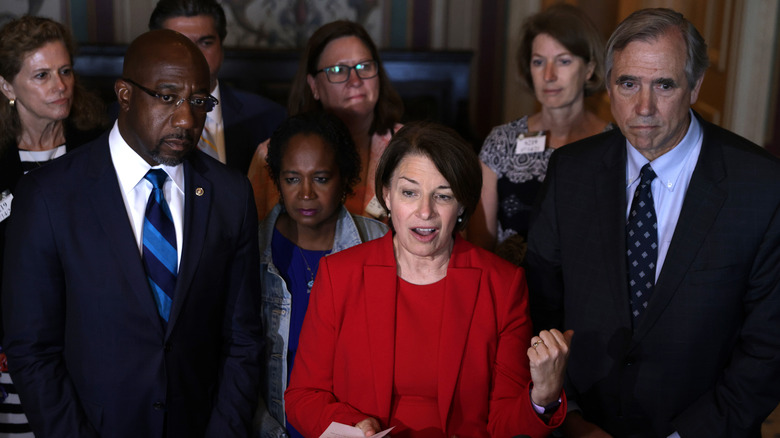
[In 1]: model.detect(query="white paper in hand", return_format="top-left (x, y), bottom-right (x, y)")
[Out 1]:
top-left (318, 422), bottom-right (394, 438)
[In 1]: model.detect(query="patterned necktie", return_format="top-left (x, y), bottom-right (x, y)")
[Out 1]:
top-left (626, 163), bottom-right (658, 320)
top-left (142, 169), bottom-right (177, 321)
top-left (199, 122), bottom-right (220, 160)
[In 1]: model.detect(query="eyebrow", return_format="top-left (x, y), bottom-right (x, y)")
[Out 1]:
top-left (281, 169), bottom-right (333, 175)
top-left (399, 176), bottom-right (451, 190)
top-left (654, 77), bottom-right (678, 87)
top-left (196, 35), bottom-right (217, 44)
top-left (155, 83), bottom-right (183, 92)
top-left (615, 74), bottom-right (678, 88)
top-left (615, 74), bottom-right (639, 84)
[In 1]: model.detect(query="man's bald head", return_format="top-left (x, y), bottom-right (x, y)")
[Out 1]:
top-left (122, 29), bottom-right (209, 83)
top-left (115, 29), bottom-right (212, 166)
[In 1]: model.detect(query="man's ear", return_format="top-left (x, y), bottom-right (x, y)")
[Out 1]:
top-left (690, 74), bottom-right (705, 105)
top-left (115, 78), bottom-right (131, 112)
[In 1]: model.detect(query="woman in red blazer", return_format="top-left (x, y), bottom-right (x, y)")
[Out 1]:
top-left (285, 122), bottom-right (572, 437)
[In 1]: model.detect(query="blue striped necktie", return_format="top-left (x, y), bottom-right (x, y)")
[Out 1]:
top-left (142, 169), bottom-right (177, 321)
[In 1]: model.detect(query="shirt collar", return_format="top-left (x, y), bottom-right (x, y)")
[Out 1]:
top-left (108, 120), bottom-right (185, 195)
top-left (626, 109), bottom-right (702, 192)
top-left (209, 80), bottom-right (223, 124)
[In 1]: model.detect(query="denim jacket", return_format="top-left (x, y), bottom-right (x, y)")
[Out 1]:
top-left (253, 204), bottom-right (388, 438)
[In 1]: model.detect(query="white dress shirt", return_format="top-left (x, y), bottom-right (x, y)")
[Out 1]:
top-left (108, 121), bottom-right (185, 267)
top-left (201, 81), bottom-right (226, 163)
top-left (625, 109), bottom-right (703, 281)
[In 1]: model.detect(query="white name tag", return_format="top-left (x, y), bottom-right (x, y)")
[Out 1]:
top-left (515, 132), bottom-right (546, 154)
top-left (364, 196), bottom-right (387, 219)
top-left (0, 190), bottom-right (13, 223)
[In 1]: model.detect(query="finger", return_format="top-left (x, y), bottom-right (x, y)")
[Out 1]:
top-left (355, 418), bottom-right (380, 436)
top-left (541, 329), bottom-right (570, 352)
top-left (543, 329), bottom-right (566, 346)
top-left (564, 329), bottom-right (575, 345)
top-left (531, 335), bottom-right (547, 350)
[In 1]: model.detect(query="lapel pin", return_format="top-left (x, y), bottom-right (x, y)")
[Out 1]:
top-left (195, 187), bottom-right (204, 196)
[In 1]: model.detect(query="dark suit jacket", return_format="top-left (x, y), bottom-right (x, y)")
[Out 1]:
top-left (219, 83), bottom-right (286, 175)
top-left (0, 124), bottom-right (101, 341)
top-left (1, 131), bottom-right (262, 438)
top-left (285, 233), bottom-right (565, 438)
top-left (526, 113), bottom-right (780, 437)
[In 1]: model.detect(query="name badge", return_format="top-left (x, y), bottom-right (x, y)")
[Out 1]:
top-left (515, 132), bottom-right (546, 154)
top-left (364, 196), bottom-right (387, 220)
top-left (0, 190), bottom-right (13, 223)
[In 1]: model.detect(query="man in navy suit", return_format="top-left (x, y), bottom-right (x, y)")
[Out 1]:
top-left (149, 0), bottom-right (287, 174)
top-left (2, 29), bottom-right (261, 437)
top-left (526, 8), bottom-right (780, 438)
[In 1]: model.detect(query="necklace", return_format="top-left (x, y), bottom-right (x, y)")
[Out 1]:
top-left (296, 246), bottom-right (331, 293)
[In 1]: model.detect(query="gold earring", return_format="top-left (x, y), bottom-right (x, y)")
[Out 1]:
top-left (9, 98), bottom-right (14, 107)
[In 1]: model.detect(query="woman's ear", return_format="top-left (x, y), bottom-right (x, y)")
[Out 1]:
top-left (307, 74), bottom-right (320, 101)
top-left (0, 75), bottom-right (15, 101)
top-left (586, 60), bottom-right (596, 83)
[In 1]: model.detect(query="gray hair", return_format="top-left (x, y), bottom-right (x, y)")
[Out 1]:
top-left (605, 8), bottom-right (709, 89)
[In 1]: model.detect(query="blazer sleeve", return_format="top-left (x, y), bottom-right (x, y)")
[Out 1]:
top-left (2, 176), bottom-right (100, 438)
top-left (488, 265), bottom-right (566, 437)
top-left (284, 256), bottom-right (369, 436)
top-left (205, 177), bottom-right (263, 437)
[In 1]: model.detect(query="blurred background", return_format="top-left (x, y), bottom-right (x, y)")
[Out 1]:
top-left (1, 0), bottom-right (778, 152)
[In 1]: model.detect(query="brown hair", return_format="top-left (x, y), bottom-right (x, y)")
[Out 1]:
top-left (517, 4), bottom-right (605, 96)
top-left (0, 16), bottom-right (107, 148)
top-left (287, 20), bottom-right (403, 136)
top-left (374, 121), bottom-right (482, 233)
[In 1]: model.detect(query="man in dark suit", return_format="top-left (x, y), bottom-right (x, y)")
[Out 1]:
top-left (149, 0), bottom-right (287, 174)
top-left (2, 29), bottom-right (261, 437)
top-left (526, 8), bottom-right (780, 438)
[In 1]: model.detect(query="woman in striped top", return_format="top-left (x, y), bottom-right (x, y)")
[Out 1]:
top-left (0, 15), bottom-right (107, 437)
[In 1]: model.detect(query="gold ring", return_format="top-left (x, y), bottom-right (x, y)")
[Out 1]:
top-left (532, 340), bottom-right (544, 348)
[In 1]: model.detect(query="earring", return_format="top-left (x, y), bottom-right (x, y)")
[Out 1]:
top-left (9, 98), bottom-right (14, 107)
top-left (341, 192), bottom-right (347, 204)
top-left (387, 211), bottom-right (391, 218)
top-left (457, 216), bottom-right (463, 223)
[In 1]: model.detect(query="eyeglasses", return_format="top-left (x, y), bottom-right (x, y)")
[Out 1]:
top-left (315, 60), bottom-right (378, 84)
top-left (122, 78), bottom-right (219, 113)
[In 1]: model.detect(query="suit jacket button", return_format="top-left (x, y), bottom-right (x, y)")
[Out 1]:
top-left (625, 356), bottom-right (635, 366)
top-left (164, 342), bottom-right (172, 352)
top-left (153, 402), bottom-right (165, 410)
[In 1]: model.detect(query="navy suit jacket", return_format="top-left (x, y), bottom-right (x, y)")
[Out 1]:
top-left (220, 83), bottom-right (286, 175)
top-left (526, 114), bottom-right (780, 437)
top-left (2, 131), bottom-right (262, 438)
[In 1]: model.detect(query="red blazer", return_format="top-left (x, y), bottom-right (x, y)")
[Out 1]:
top-left (285, 233), bottom-right (565, 437)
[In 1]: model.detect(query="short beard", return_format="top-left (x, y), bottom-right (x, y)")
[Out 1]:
top-left (150, 134), bottom-right (193, 166)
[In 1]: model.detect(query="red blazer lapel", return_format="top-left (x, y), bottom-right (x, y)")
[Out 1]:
top-left (437, 237), bottom-right (481, 432)
top-left (363, 234), bottom-right (399, 422)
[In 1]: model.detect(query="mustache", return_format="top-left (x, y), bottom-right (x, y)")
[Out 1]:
top-left (158, 132), bottom-right (194, 147)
